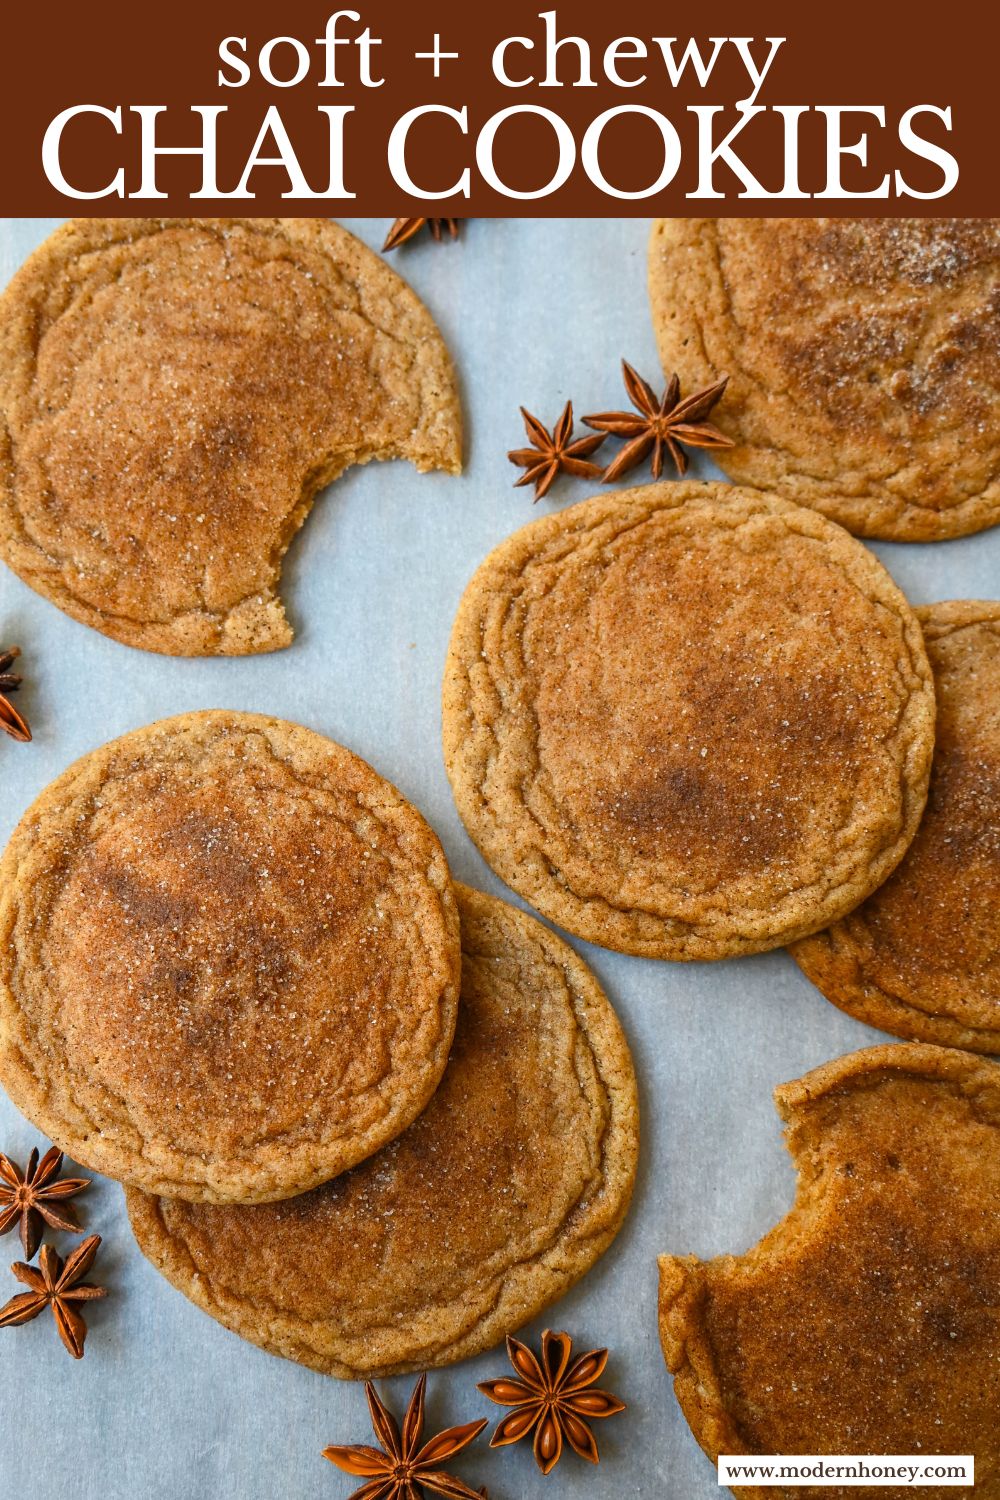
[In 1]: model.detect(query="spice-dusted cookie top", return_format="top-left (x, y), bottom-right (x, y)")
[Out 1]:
top-left (649, 218), bottom-right (1000, 540)
top-left (442, 483), bottom-right (935, 961)
top-left (127, 884), bottom-right (639, 1378)
top-left (793, 601), bottom-right (1000, 1053)
top-left (659, 1045), bottom-right (1000, 1498)
top-left (0, 711), bottom-right (461, 1204)
top-left (0, 218), bottom-right (461, 655)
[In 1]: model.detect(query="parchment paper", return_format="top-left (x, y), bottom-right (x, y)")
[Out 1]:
top-left (1, 216), bottom-right (996, 1500)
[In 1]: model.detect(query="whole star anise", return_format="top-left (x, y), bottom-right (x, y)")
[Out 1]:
top-left (478, 1330), bottom-right (625, 1475)
top-left (0, 1146), bottom-right (91, 1260)
top-left (0, 646), bottom-right (30, 742)
top-left (0, 1234), bottom-right (107, 1358)
top-left (584, 362), bottom-right (734, 481)
top-left (383, 219), bottom-right (463, 251)
top-left (508, 401), bottom-right (607, 501)
top-left (323, 1372), bottom-right (488, 1499)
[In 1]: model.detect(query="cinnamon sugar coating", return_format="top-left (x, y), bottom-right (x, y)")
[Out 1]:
top-left (442, 484), bottom-right (935, 959)
top-left (649, 219), bottom-right (1000, 540)
top-left (0, 712), bottom-right (460, 1203)
top-left (127, 885), bottom-right (639, 1377)
top-left (0, 218), bottom-right (461, 654)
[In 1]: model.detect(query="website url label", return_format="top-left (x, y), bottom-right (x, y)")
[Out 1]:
top-left (718, 1456), bottom-right (974, 1487)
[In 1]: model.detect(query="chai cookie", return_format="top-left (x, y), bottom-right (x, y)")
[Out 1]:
top-left (127, 884), bottom-right (639, 1378)
top-left (0, 711), bottom-right (460, 1203)
top-left (0, 218), bottom-right (461, 655)
top-left (792, 602), bottom-right (1000, 1054)
top-left (649, 219), bottom-right (1000, 540)
top-left (443, 484), bottom-right (935, 960)
top-left (660, 1045), bottom-right (1000, 1500)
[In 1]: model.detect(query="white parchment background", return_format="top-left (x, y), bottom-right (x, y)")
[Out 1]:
top-left (0, 217), bottom-right (996, 1500)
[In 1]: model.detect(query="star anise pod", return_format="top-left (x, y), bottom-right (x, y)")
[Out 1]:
top-left (323, 1372), bottom-right (488, 1499)
top-left (0, 646), bottom-right (30, 743)
top-left (584, 362), bottom-right (734, 481)
top-left (478, 1330), bottom-right (625, 1475)
top-left (383, 219), bottom-right (463, 251)
top-left (508, 401), bottom-right (607, 502)
top-left (0, 1146), bottom-right (91, 1260)
top-left (0, 1234), bottom-right (107, 1358)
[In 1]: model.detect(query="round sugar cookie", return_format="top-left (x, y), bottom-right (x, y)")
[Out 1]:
top-left (442, 483), bottom-right (935, 959)
top-left (0, 711), bottom-right (460, 1203)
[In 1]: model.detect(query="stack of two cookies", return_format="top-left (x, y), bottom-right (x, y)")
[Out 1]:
top-left (0, 711), bottom-right (639, 1376)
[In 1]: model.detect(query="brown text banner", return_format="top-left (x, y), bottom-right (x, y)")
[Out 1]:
top-left (2, 1), bottom-right (992, 215)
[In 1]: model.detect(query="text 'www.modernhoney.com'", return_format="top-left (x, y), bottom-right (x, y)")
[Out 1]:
top-left (718, 1456), bottom-right (975, 1487)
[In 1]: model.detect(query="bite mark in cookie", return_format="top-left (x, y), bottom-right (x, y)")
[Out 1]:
top-left (659, 1045), bottom-right (1000, 1499)
top-left (0, 218), bottom-right (461, 654)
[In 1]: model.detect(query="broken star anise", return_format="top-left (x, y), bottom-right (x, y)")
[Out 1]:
top-left (0, 646), bottom-right (30, 742)
top-left (0, 1234), bottom-right (107, 1358)
top-left (0, 1146), bottom-right (90, 1260)
top-left (508, 401), bottom-right (607, 502)
top-left (478, 1330), bottom-right (625, 1475)
top-left (323, 1372), bottom-right (488, 1499)
top-left (584, 362), bottom-right (734, 481)
top-left (383, 218), bottom-right (463, 251)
